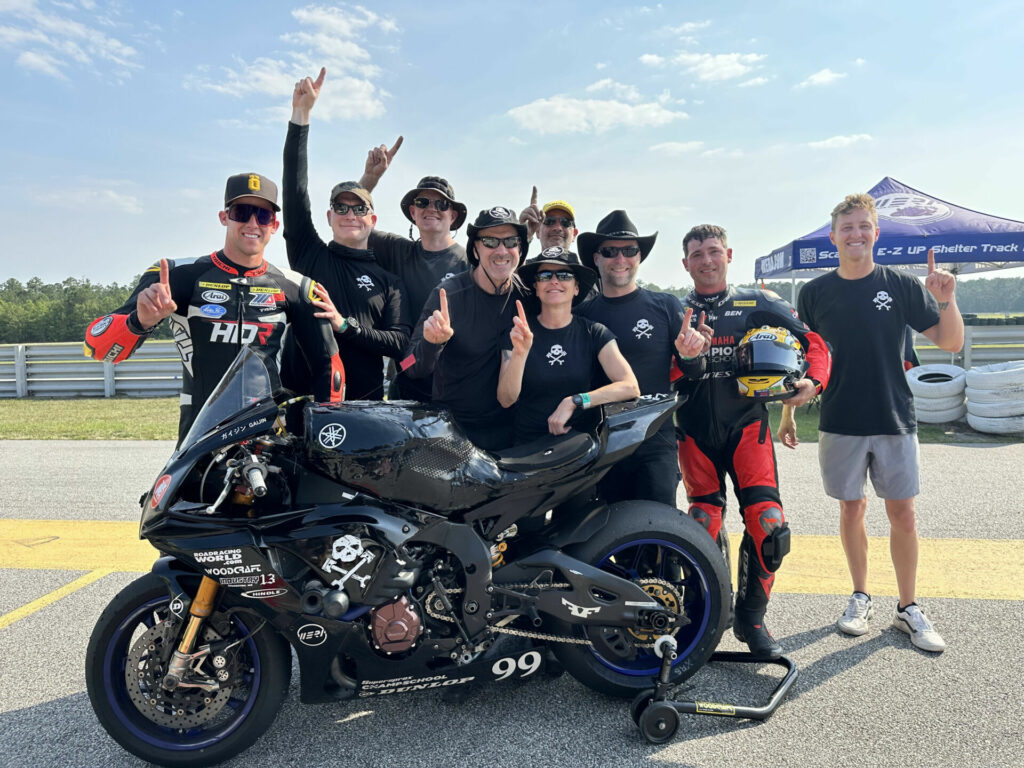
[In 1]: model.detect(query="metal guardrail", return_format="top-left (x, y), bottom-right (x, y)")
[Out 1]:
top-left (0, 328), bottom-right (1020, 398)
top-left (0, 341), bottom-right (182, 398)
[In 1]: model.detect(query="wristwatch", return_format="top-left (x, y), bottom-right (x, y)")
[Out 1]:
top-left (571, 392), bottom-right (591, 409)
top-left (339, 316), bottom-right (360, 335)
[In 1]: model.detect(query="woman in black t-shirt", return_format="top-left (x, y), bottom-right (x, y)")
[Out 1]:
top-left (498, 247), bottom-right (639, 444)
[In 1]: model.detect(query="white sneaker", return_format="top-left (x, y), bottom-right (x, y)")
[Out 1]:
top-left (893, 604), bottom-right (946, 653)
top-left (837, 592), bottom-right (873, 636)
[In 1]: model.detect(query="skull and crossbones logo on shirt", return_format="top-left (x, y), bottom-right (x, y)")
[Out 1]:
top-left (873, 290), bottom-right (892, 310)
top-left (546, 344), bottom-right (567, 365)
top-left (356, 275), bottom-right (375, 291)
top-left (633, 318), bottom-right (653, 339)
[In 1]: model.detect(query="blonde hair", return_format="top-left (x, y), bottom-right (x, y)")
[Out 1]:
top-left (830, 193), bottom-right (877, 230)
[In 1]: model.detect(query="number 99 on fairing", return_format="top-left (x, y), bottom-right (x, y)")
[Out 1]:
top-left (491, 650), bottom-right (542, 680)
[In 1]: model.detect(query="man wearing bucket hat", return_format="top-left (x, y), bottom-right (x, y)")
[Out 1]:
top-left (282, 67), bottom-right (411, 400)
top-left (575, 210), bottom-right (710, 507)
top-left (498, 246), bottom-right (639, 444)
top-left (674, 224), bottom-right (831, 659)
top-left (358, 151), bottom-right (471, 400)
top-left (400, 206), bottom-right (531, 450)
top-left (85, 172), bottom-right (344, 445)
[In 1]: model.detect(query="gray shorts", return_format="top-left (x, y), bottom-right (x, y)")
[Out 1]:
top-left (818, 431), bottom-right (920, 501)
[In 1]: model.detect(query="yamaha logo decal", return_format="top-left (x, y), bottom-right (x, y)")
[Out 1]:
top-left (318, 423), bottom-right (347, 449)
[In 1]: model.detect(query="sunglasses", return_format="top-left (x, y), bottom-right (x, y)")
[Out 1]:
top-left (332, 202), bottom-right (372, 216)
top-left (412, 197), bottom-right (452, 211)
top-left (227, 204), bottom-right (275, 226)
top-left (543, 216), bottom-right (574, 228)
top-left (535, 270), bottom-right (576, 283)
top-left (478, 235), bottom-right (521, 249)
top-left (598, 245), bottom-right (641, 259)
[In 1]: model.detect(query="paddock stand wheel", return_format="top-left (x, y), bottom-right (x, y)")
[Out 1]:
top-left (631, 636), bottom-right (800, 744)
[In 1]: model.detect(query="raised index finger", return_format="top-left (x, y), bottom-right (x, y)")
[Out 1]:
top-left (159, 258), bottom-right (170, 285)
top-left (313, 66), bottom-right (326, 91)
top-left (530, 186), bottom-right (538, 207)
top-left (516, 299), bottom-right (528, 324)
top-left (927, 247), bottom-right (935, 274)
top-left (682, 307), bottom-right (693, 329)
top-left (388, 135), bottom-right (404, 160)
top-left (438, 288), bottom-right (449, 321)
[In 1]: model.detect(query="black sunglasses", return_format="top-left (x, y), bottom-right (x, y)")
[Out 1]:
top-left (598, 245), bottom-right (641, 259)
top-left (535, 270), bottom-right (576, 283)
top-left (227, 203), bottom-right (275, 226)
top-left (412, 197), bottom-right (452, 211)
top-left (543, 216), bottom-right (574, 228)
top-left (478, 235), bottom-right (521, 249)
top-left (332, 202), bottom-right (372, 216)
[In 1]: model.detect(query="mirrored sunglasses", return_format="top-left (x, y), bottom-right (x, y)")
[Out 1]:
top-left (478, 235), bottom-right (521, 249)
top-left (332, 202), bottom-right (372, 216)
top-left (598, 245), bottom-right (641, 259)
top-left (227, 204), bottom-right (275, 226)
top-left (535, 270), bottom-right (576, 283)
top-left (413, 197), bottom-right (452, 211)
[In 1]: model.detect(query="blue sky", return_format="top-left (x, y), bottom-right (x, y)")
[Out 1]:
top-left (3, 0), bottom-right (1024, 290)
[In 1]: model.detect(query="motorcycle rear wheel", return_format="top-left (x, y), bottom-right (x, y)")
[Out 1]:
top-left (552, 501), bottom-right (729, 699)
top-left (86, 572), bottom-right (291, 768)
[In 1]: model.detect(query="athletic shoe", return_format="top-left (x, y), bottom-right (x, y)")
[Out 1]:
top-left (893, 604), bottom-right (946, 653)
top-left (836, 592), bottom-right (874, 636)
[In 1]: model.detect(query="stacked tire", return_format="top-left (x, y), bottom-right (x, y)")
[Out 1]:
top-left (965, 361), bottom-right (1024, 435)
top-left (907, 364), bottom-right (967, 424)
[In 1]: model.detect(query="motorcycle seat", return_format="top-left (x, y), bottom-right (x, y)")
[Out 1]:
top-left (492, 430), bottom-right (596, 474)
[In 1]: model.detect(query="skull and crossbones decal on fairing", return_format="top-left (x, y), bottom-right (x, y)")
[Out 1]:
top-left (632, 318), bottom-right (653, 339)
top-left (322, 534), bottom-right (376, 590)
top-left (873, 290), bottom-right (892, 310)
top-left (546, 344), bottom-right (567, 365)
top-left (356, 275), bottom-right (375, 291)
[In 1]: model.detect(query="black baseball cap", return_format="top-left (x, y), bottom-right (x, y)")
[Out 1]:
top-left (224, 173), bottom-right (280, 211)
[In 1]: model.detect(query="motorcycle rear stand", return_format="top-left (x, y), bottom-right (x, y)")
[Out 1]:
top-left (632, 643), bottom-right (799, 744)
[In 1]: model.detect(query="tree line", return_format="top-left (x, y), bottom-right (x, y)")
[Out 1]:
top-left (1, 274), bottom-right (1022, 344)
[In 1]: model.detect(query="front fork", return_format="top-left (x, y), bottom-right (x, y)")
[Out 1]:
top-left (163, 576), bottom-right (220, 691)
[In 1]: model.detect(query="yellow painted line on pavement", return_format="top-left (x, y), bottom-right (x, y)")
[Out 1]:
top-left (0, 519), bottom-right (158, 572)
top-left (0, 568), bottom-right (113, 630)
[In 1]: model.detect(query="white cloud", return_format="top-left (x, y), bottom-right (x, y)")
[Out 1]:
top-left (33, 182), bottom-right (142, 213)
top-left (796, 68), bottom-right (847, 88)
top-left (507, 96), bottom-right (688, 135)
top-left (639, 53), bottom-right (665, 67)
top-left (99, 189), bottom-right (143, 214)
top-left (585, 78), bottom-right (642, 103)
top-left (666, 20), bottom-right (711, 34)
top-left (0, 0), bottom-right (140, 80)
top-left (595, 61), bottom-right (608, 70)
top-left (673, 52), bottom-right (766, 82)
top-left (186, 4), bottom-right (397, 122)
top-left (808, 133), bottom-right (872, 149)
top-left (854, 57), bottom-right (866, 66)
top-left (701, 148), bottom-right (744, 158)
top-left (656, 88), bottom-right (685, 106)
top-left (737, 76), bottom-right (769, 88)
top-left (649, 141), bottom-right (703, 156)
top-left (508, 136), bottom-right (526, 146)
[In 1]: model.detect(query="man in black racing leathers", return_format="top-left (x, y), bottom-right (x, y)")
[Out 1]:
top-left (84, 172), bottom-right (344, 445)
top-left (673, 224), bottom-right (831, 659)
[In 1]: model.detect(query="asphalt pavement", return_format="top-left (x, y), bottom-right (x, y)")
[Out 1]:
top-left (0, 439), bottom-right (1022, 768)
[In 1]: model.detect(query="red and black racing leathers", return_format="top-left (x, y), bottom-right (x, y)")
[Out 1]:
top-left (84, 252), bottom-right (344, 444)
top-left (673, 286), bottom-right (830, 621)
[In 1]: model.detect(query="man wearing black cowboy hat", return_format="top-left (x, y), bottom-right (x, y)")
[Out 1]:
top-left (358, 149), bottom-right (471, 400)
top-left (400, 206), bottom-right (530, 450)
top-left (576, 210), bottom-right (708, 507)
top-left (498, 246), bottom-right (640, 444)
top-left (282, 67), bottom-right (411, 400)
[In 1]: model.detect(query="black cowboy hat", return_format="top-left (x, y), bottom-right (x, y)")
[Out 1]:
top-left (577, 209), bottom-right (658, 270)
top-left (400, 176), bottom-right (468, 230)
top-left (466, 206), bottom-right (530, 267)
top-left (517, 246), bottom-right (597, 306)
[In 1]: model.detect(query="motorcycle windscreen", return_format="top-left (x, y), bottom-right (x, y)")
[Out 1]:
top-left (179, 346), bottom-right (274, 450)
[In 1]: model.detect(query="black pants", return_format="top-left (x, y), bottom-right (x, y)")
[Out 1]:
top-left (599, 428), bottom-right (681, 507)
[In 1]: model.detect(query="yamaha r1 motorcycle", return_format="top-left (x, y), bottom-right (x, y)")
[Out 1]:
top-left (86, 347), bottom-right (729, 767)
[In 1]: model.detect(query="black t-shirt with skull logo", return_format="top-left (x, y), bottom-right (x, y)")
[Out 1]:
top-left (798, 265), bottom-right (939, 435)
top-left (502, 315), bottom-right (615, 444)
top-left (283, 122), bottom-right (412, 399)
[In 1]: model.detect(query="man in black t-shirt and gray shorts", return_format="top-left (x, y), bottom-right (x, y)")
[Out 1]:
top-left (797, 193), bottom-right (964, 653)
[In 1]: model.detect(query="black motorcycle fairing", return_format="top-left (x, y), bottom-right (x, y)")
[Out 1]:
top-left (599, 394), bottom-right (680, 465)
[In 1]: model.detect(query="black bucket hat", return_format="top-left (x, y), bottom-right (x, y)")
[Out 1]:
top-left (400, 176), bottom-right (468, 230)
top-left (466, 206), bottom-right (530, 267)
top-left (518, 246), bottom-right (597, 307)
top-left (577, 209), bottom-right (658, 270)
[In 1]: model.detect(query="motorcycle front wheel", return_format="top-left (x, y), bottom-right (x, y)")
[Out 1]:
top-left (552, 501), bottom-right (730, 698)
top-left (85, 572), bottom-right (291, 768)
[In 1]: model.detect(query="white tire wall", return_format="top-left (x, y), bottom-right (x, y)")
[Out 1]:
top-left (965, 385), bottom-right (1024, 404)
top-left (916, 403), bottom-right (967, 424)
top-left (914, 393), bottom-right (967, 412)
top-left (966, 399), bottom-right (1024, 418)
top-left (906, 364), bottom-right (967, 398)
top-left (965, 361), bottom-right (1024, 390)
top-left (966, 412), bottom-right (1024, 435)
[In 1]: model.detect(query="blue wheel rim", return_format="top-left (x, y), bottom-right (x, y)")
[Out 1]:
top-left (101, 594), bottom-right (263, 751)
top-left (588, 537), bottom-right (713, 677)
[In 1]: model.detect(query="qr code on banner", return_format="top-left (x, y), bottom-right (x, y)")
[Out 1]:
top-left (799, 248), bottom-right (817, 264)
